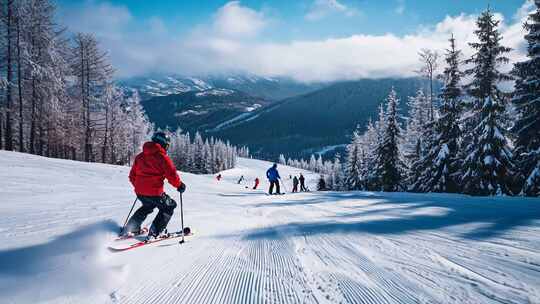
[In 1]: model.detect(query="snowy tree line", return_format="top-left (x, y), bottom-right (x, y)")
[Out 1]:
top-left (279, 153), bottom-right (345, 190)
top-left (342, 5), bottom-right (540, 196)
top-left (285, 4), bottom-right (540, 197)
top-left (169, 130), bottom-right (249, 174)
top-left (0, 0), bottom-right (151, 164)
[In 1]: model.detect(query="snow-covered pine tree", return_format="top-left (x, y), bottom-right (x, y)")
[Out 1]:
top-left (192, 132), bottom-right (205, 173)
top-left (345, 126), bottom-right (363, 190)
top-left (511, 0), bottom-right (540, 196)
top-left (367, 106), bottom-right (387, 189)
top-left (201, 139), bottom-right (210, 174)
top-left (323, 160), bottom-right (334, 189)
top-left (316, 155), bottom-right (324, 173)
top-left (362, 119), bottom-right (379, 190)
top-left (279, 154), bottom-right (286, 165)
top-left (125, 91), bottom-right (152, 163)
top-left (168, 131), bottom-right (239, 174)
top-left (373, 88), bottom-right (404, 192)
top-left (402, 89), bottom-right (430, 186)
top-left (412, 34), bottom-right (463, 193)
top-left (309, 154), bottom-right (317, 171)
top-left (329, 154), bottom-right (345, 190)
top-left (460, 8), bottom-right (514, 196)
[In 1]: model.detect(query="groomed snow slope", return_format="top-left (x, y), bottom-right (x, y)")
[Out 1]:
top-left (0, 151), bottom-right (539, 304)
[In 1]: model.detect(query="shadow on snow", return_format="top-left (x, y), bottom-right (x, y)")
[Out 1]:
top-left (242, 191), bottom-right (540, 240)
top-left (0, 220), bottom-right (120, 302)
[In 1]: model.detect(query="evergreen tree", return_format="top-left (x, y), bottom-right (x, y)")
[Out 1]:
top-left (330, 154), bottom-right (345, 190)
top-left (511, 0), bottom-right (540, 196)
top-left (193, 132), bottom-right (205, 173)
top-left (402, 89), bottom-right (430, 186)
top-left (412, 34), bottom-right (463, 193)
top-left (278, 154), bottom-right (286, 165)
top-left (316, 155), bottom-right (324, 172)
top-left (345, 127), bottom-right (363, 190)
top-left (309, 154), bottom-right (317, 171)
top-left (362, 119), bottom-right (379, 190)
top-left (168, 131), bottom-right (240, 175)
top-left (373, 88), bottom-right (404, 192)
top-left (460, 8), bottom-right (514, 195)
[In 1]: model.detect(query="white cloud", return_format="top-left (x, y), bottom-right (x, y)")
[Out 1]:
top-left (213, 1), bottom-right (266, 38)
top-left (60, 0), bottom-right (534, 82)
top-left (305, 0), bottom-right (359, 21)
top-left (514, 0), bottom-right (535, 21)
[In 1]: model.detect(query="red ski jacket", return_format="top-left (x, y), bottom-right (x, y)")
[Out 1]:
top-left (129, 142), bottom-right (182, 196)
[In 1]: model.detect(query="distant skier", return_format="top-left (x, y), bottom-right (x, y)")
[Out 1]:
top-left (253, 177), bottom-right (260, 190)
top-left (124, 131), bottom-right (186, 239)
top-left (292, 176), bottom-right (299, 193)
top-left (299, 173), bottom-right (307, 192)
top-left (266, 163), bottom-right (281, 195)
top-left (237, 175), bottom-right (244, 184)
top-left (216, 174), bottom-right (222, 181)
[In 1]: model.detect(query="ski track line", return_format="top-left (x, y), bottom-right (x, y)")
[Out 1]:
top-left (291, 229), bottom-right (423, 304)
top-left (157, 229), bottom-right (314, 303)
top-left (432, 252), bottom-right (531, 304)
top-left (114, 234), bottom-right (217, 304)
top-left (375, 233), bottom-right (518, 303)
top-left (118, 249), bottom-right (190, 304)
top-left (328, 236), bottom-right (424, 304)
top-left (286, 199), bottom-right (432, 304)
top-left (175, 238), bottom-right (242, 303)
top-left (404, 231), bottom-right (539, 301)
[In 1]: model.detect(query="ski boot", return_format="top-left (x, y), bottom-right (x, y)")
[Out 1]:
top-left (145, 227), bottom-right (170, 242)
top-left (118, 227), bottom-right (148, 239)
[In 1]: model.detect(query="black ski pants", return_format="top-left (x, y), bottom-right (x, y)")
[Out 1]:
top-left (269, 180), bottom-right (280, 194)
top-left (126, 193), bottom-right (177, 235)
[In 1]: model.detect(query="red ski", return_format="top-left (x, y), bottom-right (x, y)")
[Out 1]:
top-left (109, 227), bottom-right (192, 252)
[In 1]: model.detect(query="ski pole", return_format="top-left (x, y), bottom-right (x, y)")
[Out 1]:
top-left (179, 192), bottom-right (185, 244)
top-left (120, 197), bottom-right (138, 235)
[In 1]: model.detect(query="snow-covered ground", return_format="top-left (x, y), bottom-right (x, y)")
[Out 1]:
top-left (0, 151), bottom-right (539, 304)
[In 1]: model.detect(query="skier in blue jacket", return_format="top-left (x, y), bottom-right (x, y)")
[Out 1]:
top-left (266, 163), bottom-right (281, 195)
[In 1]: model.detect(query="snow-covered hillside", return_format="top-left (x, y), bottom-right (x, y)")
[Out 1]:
top-left (1, 151), bottom-right (539, 304)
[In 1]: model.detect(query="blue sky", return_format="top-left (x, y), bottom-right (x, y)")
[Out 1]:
top-left (56, 0), bottom-right (535, 81)
top-left (58, 0), bottom-right (525, 39)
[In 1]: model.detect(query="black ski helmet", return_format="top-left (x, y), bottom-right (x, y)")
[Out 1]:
top-left (151, 131), bottom-right (171, 150)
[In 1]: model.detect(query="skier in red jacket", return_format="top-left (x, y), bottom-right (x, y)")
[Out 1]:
top-left (253, 177), bottom-right (260, 189)
top-left (125, 132), bottom-right (186, 238)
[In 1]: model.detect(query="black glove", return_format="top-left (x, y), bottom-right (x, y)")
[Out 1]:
top-left (178, 183), bottom-right (186, 193)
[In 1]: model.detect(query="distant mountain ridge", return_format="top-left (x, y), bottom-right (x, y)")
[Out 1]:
top-left (119, 74), bottom-right (326, 101)
top-left (139, 76), bottom-right (435, 160)
top-left (211, 78), bottom-right (432, 159)
top-left (141, 89), bottom-right (271, 134)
